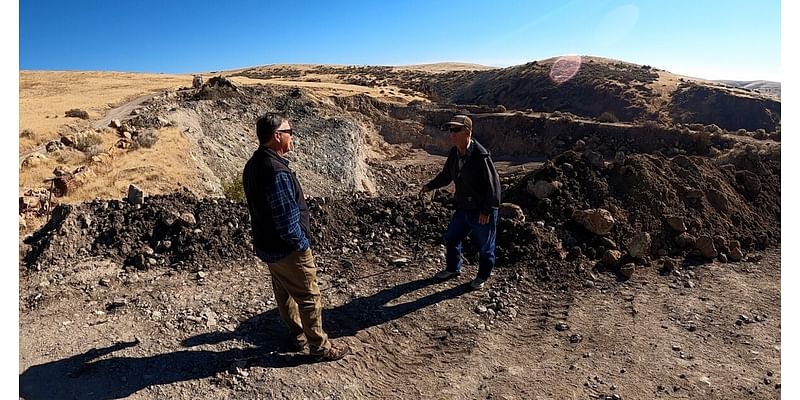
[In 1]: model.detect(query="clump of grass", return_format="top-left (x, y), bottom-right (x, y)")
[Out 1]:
top-left (132, 130), bottom-right (159, 149)
top-left (20, 129), bottom-right (35, 138)
top-left (222, 176), bottom-right (245, 202)
top-left (74, 132), bottom-right (103, 152)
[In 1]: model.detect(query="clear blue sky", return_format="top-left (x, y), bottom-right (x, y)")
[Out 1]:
top-left (20, 1), bottom-right (782, 81)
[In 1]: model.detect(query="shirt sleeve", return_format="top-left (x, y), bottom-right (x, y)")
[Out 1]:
top-left (267, 171), bottom-right (310, 252)
top-left (426, 149), bottom-right (456, 190)
top-left (480, 156), bottom-right (501, 215)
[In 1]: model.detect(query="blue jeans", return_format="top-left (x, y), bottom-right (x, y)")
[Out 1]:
top-left (444, 209), bottom-right (498, 280)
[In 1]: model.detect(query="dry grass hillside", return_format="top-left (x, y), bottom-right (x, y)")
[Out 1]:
top-left (19, 71), bottom-right (192, 152)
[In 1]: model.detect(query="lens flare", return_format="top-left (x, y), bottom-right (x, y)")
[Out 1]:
top-left (549, 55), bottom-right (582, 85)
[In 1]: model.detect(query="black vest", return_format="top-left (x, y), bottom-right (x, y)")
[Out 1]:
top-left (242, 147), bottom-right (311, 254)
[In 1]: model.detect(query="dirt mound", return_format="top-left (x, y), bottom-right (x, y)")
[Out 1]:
top-left (503, 145), bottom-right (780, 268)
top-left (23, 188), bottom-right (577, 289)
top-left (669, 82), bottom-right (781, 132)
top-left (192, 76), bottom-right (240, 100)
top-left (23, 189), bottom-right (252, 271)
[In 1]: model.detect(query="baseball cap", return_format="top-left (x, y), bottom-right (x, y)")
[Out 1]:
top-left (441, 115), bottom-right (472, 131)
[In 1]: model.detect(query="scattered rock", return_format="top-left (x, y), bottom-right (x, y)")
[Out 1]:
top-left (572, 208), bottom-right (615, 235)
top-left (619, 263), bottom-right (635, 278)
top-left (627, 232), bottom-right (651, 259)
top-left (499, 203), bottom-right (525, 222)
top-left (127, 184), bottom-right (144, 205)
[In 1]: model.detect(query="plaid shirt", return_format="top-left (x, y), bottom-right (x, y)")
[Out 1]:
top-left (259, 171), bottom-right (310, 262)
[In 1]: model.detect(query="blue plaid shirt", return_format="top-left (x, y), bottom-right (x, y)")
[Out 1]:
top-left (258, 171), bottom-right (310, 262)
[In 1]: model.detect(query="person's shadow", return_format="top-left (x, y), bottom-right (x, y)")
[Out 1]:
top-left (20, 277), bottom-right (470, 400)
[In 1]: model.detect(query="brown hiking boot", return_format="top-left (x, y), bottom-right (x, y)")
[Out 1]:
top-left (311, 344), bottom-right (351, 362)
top-left (288, 336), bottom-right (308, 353)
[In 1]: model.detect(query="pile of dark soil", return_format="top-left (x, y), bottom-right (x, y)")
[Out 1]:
top-left (22, 190), bottom-right (570, 286)
top-left (503, 145), bottom-right (780, 266)
top-left (21, 145), bottom-right (779, 292)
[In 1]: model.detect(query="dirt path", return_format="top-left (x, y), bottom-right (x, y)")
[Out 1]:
top-left (18, 93), bottom-right (157, 166)
top-left (19, 248), bottom-right (780, 399)
top-left (91, 93), bottom-right (156, 130)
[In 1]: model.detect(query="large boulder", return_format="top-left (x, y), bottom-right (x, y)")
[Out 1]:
top-left (127, 184), bottom-right (144, 205)
top-left (666, 216), bottom-right (687, 233)
top-left (694, 236), bottom-right (717, 258)
top-left (627, 232), bottom-right (651, 259)
top-left (572, 208), bottom-right (615, 235)
top-left (499, 203), bottom-right (525, 222)
top-left (527, 180), bottom-right (562, 200)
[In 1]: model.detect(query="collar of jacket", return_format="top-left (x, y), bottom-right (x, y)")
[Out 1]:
top-left (260, 146), bottom-right (290, 167)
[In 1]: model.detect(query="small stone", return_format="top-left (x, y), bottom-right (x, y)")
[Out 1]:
top-left (569, 334), bottom-right (583, 343)
top-left (620, 263), bottom-right (635, 278)
top-left (126, 184), bottom-right (144, 205)
top-left (179, 212), bottom-right (197, 226)
top-left (555, 322), bottom-right (570, 331)
top-left (672, 344), bottom-right (681, 351)
top-left (197, 271), bottom-right (208, 279)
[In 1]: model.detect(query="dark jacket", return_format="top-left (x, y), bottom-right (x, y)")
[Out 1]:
top-left (242, 147), bottom-right (310, 256)
top-left (426, 140), bottom-right (501, 214)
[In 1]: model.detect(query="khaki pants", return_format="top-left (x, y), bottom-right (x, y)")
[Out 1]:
top-left (267, 249), bottom-right (330, 354)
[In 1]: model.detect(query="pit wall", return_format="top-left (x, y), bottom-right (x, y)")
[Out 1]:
top-left (385, 105), bottom-right (733, 160)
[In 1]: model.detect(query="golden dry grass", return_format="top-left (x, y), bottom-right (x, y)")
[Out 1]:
top-left (19, 71), bottom-right (191, 152)
top-left (65, 127), bottom-right (203, 202)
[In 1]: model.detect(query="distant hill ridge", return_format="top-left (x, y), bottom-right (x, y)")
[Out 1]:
top-left (714, 80), bottom-right (780, 98)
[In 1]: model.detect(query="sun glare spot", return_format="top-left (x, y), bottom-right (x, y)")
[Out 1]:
top-left (549, 55), bottom-right (582, 85)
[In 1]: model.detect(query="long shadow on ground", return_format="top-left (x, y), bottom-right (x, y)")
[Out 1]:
top-left (20, 277), bottom-right (469, 400)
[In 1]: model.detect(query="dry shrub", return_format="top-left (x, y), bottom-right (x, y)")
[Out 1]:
top-left (65, 109), bottom-right (90, 119)
top-left (20, 129), bottom-right (35, 138)
top-left (133, 130), bottom-right (159, 149)
top-left (598, 111), bottom-right (619, 123)
top-left (74, 132), bottom-right (103, 152)
top-left (222, 176), bottom-right (245, 202)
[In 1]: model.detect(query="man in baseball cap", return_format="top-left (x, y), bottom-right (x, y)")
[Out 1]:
top-left (421, 114), bottom-right (501, 290)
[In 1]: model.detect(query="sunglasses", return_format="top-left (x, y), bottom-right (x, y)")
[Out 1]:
top-left (276, 128), bottom-right (293, 136)
top-left (447, 126), bottom-right (464, 133)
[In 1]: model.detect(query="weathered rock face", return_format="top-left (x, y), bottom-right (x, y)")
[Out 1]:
top-left (403, 108), bottom-right (736, 160)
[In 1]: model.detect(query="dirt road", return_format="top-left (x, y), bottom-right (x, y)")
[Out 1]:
top-left (19, 248), bottom-right (780, 399)
top-left (19, 93), bottom-right (157, 166)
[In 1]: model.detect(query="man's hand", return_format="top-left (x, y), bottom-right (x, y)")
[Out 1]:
top-left (479, 213), bottom-right (490, 224)
top-left (418, 185), bottom-right (429, 198)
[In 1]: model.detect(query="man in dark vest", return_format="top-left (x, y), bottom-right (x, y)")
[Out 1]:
top-left (243, 113), bottom-right (350, 362)
top-left (420, 114), bottom-right (501, 290)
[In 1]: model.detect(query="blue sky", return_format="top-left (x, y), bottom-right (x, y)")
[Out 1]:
top-left (20, 0), bottom-right (780, 81)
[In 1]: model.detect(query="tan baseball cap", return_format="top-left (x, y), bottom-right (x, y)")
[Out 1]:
top-left (441, 114), bottom-right (473, 131)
